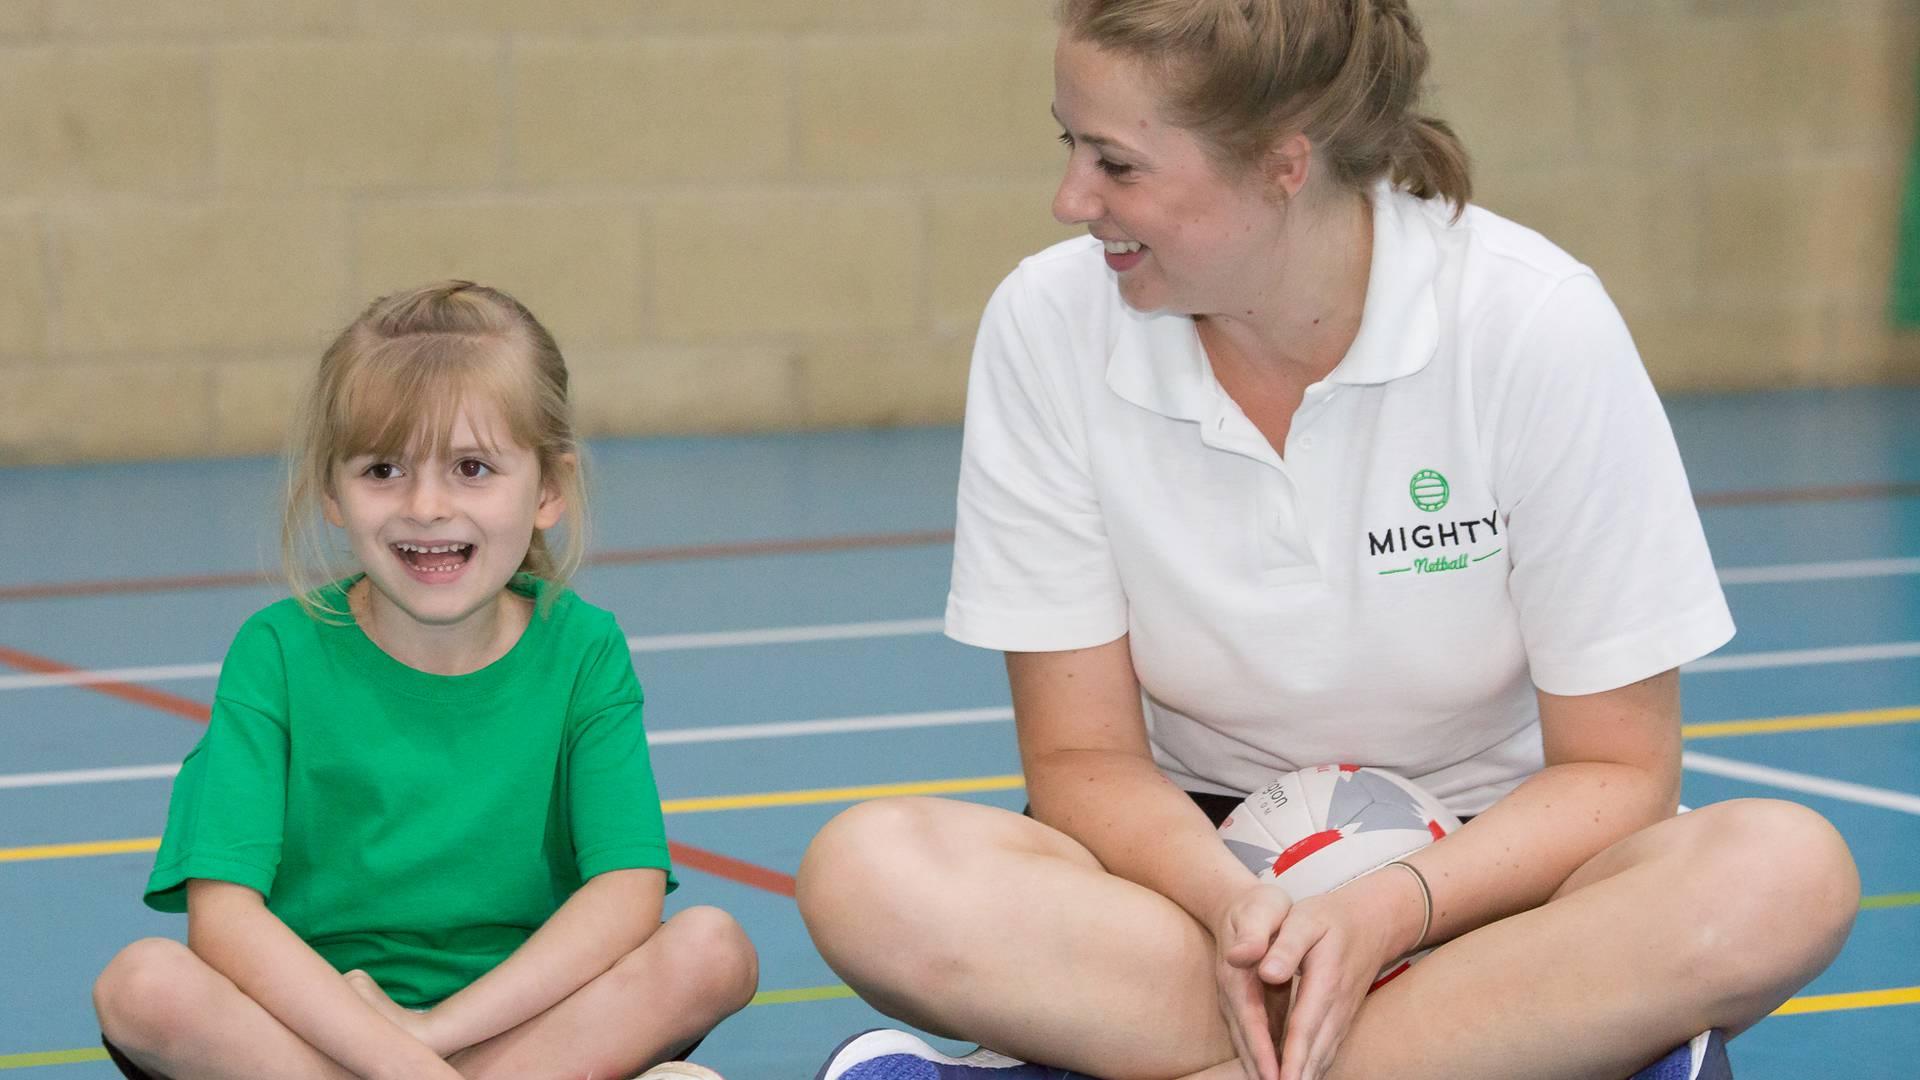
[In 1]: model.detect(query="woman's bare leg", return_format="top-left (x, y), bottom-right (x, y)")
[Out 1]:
top-left (93, 938), bottom-right (360, 1080)
top-left (797, 797), bottom-right (1857, 1080)
top-left (448, 905), bottom-right (758, 1080)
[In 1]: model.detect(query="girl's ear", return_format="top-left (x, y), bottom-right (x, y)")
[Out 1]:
top-left (322, 487), bottom-right (345, 528)
top-left (534, 453), bottom-right (574, 531)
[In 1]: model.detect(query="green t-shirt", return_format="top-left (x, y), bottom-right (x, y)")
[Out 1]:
top-left (145, 575), bottom-right (675, 1008)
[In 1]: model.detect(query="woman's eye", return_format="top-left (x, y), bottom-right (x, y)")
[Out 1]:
top-left (1057, 130), bottom-right (1075, 148)
top-left (1096, 158), bottom-right (1133, 178)
top-left (456, 459), bottom-right (492, 479)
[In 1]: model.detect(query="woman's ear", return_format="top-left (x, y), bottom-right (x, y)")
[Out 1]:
top-left (1265, 132), bottom-right (1313, 200)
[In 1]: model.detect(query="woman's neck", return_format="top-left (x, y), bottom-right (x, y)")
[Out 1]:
top-left (1198, 188), bottom-right (1373, 385)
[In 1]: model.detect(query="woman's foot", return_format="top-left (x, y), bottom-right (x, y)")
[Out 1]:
top-left (814, 1029), bottom-right (1099, 1080)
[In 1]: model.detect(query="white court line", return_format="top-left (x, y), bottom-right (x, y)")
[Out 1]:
top-left (1682, 751), bottom-right (1920, 816)
top-left (1684, 642), bottom-right (1920, 673)
top-left (0, 556), bottom-right (1913, 692)
top-left (1717, 557), bottom-right (1920, 585)
top-left (0, 707), bottom-right (1016, 790)
top-left (0, 618), bottom-right (948, 691)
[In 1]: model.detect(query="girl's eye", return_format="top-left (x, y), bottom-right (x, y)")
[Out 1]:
top-left (456, 459), bottom-right (492, 480)
top-left (364, 462), bottom-right (399, 480)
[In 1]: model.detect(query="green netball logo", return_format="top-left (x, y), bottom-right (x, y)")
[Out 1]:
top-left (1409, 469), bottom-right (1449, 512)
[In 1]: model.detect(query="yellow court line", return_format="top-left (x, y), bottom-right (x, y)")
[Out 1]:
top-left (1770, 984), bottom-right (1920, 1016)
top-left (0, 837), bottom-right (158, 863)
top-left (1682, 704), bottom-right (1920, 740)
top-left (661, 774), bottom-right (1024, 813)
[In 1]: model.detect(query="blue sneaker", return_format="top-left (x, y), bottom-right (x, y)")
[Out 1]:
top-left (813, 1029), bottom-right (1101, 1080)
top-left (1629, 1029), bottom-right (1731, 1080)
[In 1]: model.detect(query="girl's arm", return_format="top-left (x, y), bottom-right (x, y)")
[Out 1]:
top-left (414, 866), bottom-right (667, 1056)
top-left (186, 879), bottom-right (460, 1080)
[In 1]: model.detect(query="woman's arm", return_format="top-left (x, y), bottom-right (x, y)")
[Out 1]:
top-left (1375, 668), bottom-right (1684, 948)
top-left (185, 879), bottom-right (459, 1080)
top-left (412, 867), bottom-right (667, 1056)
top-left (1010, 638), bottom-right (1257, 935)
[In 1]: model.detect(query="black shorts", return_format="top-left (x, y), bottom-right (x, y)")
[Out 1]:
top-left (1026, 789), bottom-right (1471, 830)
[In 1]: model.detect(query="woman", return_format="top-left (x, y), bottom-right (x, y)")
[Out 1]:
top-left (799, 3), bottom-right (1859, 1079)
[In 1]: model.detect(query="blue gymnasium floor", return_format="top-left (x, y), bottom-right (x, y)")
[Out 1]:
top-left (3, 386), bottom-right (1918, 1078)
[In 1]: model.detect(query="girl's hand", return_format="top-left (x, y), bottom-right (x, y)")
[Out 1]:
top-left (1256, 883), bottom-right (1412, 1080)
top-left (1212, 882), bottom-right (1295, 1080)
top-left (345, 970), bottom-right (447, 1056)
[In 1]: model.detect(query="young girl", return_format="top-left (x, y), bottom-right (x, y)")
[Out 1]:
top-left (92, 281), bottom-right (758, 1080)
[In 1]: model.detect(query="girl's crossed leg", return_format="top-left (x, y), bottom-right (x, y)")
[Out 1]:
top-left (797, 797), bottom-right (1857, 1080)
top-left (94, 906), bottom-right (757, 1080)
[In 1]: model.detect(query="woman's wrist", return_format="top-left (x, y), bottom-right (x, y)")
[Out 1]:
top-left (1345, 860), bottom-right (1431, 959)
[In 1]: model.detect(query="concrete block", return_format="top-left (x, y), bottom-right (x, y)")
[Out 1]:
top-left (49, 0), bottom-right (351, 35)
top-left (353, 200), bottom-right (646, 348)
top-left (0, 361), bottom-right (212, 464)
top-left (566, 345), bottom-right (801, 435)
top-left (0, 215), bottom-right (47, 356)
top-left (215, 42), bottom-right (501, 189)
top-left (795, 334), bottom-right (970, 428)
top-left (795, 34), bottom-right (1059, 179)
top-left (512, 40), bottom-right (788, 184)
top-left (53, 201), bottom-right (351, 354)
top-left (652, 190), bottom-right (921, 339)
top-left (0, 46), bottom-right (210, 193)
top-left (927, 182), bottom-right (1075, 333)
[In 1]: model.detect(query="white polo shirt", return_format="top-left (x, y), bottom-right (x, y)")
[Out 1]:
top-left (945, 183), bottom-right (1735, 815)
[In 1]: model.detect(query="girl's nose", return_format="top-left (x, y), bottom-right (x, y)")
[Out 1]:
top-left (404, 475), bottom-right (452, 523)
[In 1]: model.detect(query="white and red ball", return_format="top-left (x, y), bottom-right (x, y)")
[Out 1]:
top-left (1217, 764), bottom-right (1461, 987)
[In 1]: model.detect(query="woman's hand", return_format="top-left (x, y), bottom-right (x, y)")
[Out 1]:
top-left (1213, 882), bottom-right (1294, 1080)
top-left (1257, 871), bottom-right (1421, 1080)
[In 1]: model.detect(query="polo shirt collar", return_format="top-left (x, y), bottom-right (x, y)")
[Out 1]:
top-left (1105, 181), bottom-right (1440, 419)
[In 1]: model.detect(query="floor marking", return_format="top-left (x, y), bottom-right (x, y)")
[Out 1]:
top-left (0, 530), bottom-right (959, 603)
top-left (667, 840), bottom-right (795, 897)
top-left (1685, 641), bottom-right (1920, 673)
top-left (1769, 985), bottom-right (1920, 1015)
top-left (649, 707), bottom-right (1013, 746)
top-left (660, 775), bottom-right (1025, 814)
top-left (1859, 892), bottom-right (1920, 911)
top-left (0, 1049), bottom-right (108, 1070)
top-left (12, 704), bottom-right (1920, 792)
top-left (1718, 557), bottom-right (1920, 585)
top-left (628, 618), bottom-right (945, 653)
top-left (0, 646), bottom-right (209, 720)
top-left (0, 620), bottom-right (949, 693)
top-left (1680, 705), bottom-right (1920, 739)
top-left (1694, 482), bottom-right (1920, 507)
top-left (1681, 752), bottom-right (1920, 816)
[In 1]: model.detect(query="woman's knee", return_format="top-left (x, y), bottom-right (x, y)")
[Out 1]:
top-left (797, 797), bottom-right (965, 921)
top-left (1682, 800), bottom-right (1859, 994)
top-left (94, 938), bottom-right (200, 1051)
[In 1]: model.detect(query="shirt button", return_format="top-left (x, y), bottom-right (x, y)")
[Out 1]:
top-left (1298, 436), bottom-right (1315, 450)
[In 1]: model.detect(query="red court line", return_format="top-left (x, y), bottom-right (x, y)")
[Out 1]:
top-left (1694, 482), bottom-right (1920, 507)
top-left (0, 529), bottom-right (959, 603)
top-left (668, 840), bottom-right (798, 897)
top-left (0, 642), bottom-right (799, 898)
top-left (0, 645), bottom-right (210, 722)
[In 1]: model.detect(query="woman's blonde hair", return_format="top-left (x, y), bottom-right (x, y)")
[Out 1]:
top-left (282, 280), bottom-right (588, 620)
top-left (1057, 0), bottom-right (1471, 215)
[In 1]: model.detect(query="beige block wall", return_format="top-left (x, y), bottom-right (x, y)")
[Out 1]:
top-left (0, 0), bottom-right (1915, 464)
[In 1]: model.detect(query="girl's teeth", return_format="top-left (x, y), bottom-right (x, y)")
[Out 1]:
top-left (1103, 240), bottom-right (1143, 254)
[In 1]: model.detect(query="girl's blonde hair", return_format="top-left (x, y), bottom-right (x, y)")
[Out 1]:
top-left (282, 280), bottom-right (588, 620)
top-left (1057, 0), bottom-right (1471, 216)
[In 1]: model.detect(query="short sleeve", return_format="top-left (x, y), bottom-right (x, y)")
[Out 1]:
top-left (144, 618), bottom-right (291, 911)
top-left (945, 267), bottom-right (1128, 651)
top-left (567, 622), bottom-right (675, 889)
top-left (1488, 273), bottom-right (1735, 695)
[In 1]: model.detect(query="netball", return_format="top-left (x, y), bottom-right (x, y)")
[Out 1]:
top-left (1217, 764), bottom-right (1462, 901)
